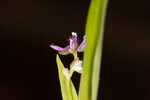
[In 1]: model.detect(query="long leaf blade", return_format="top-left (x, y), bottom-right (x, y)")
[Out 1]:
top-left (79, 0), bottom-right (108, 100)
top-left (56, 55), bottom-right (78, 100)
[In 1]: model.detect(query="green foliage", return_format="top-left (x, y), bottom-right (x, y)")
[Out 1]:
top-left (56, 55), bottom-right (78, 100)
top-left (79, 0), bottom-right (108, 100)
top-left (55, 0), bottom-right (108, 100)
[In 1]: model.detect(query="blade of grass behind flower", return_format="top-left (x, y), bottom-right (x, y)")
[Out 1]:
top-left (79, 0), bottom-right (108, 100)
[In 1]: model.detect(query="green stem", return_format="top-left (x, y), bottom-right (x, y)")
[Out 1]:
top-left (73, 52), bottom-right (78, 59)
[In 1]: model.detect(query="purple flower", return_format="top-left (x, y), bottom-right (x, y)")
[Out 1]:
top-left (50, 32), bottom-right (87, 55)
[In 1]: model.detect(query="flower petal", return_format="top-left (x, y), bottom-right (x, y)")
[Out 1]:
top-left (50, 45), bottom-right (70, 52)
top-left (77, 35), bottom-right (87, 52)
top-left (69, 32), bottom-right (78, 51)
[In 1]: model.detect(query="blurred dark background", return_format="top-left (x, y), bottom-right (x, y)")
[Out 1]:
top-left (0, 0), bottom-right (150, 100)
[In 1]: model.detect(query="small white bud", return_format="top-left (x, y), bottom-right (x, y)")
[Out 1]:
top-left (71, 59), bottom-right (83, 73)
top-left (62, 68), bottom-right (70, 79)
top-left (72, 32), bottom-right (77, 36)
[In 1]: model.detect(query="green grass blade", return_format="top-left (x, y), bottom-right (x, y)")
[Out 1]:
top-left (92, 35), bottom-right (103, 100)
top-left (56, 55), bottom-right (78, 100)
top-left (79, 0), bottom-right (108, 100)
